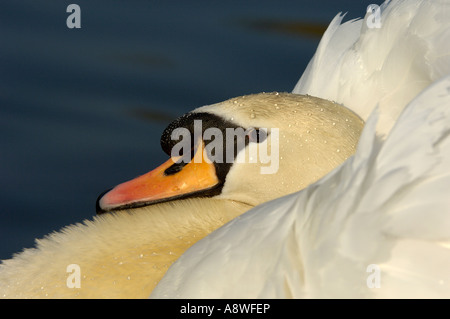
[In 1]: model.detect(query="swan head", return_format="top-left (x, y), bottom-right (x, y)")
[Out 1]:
top-left (96, 92), bottom-right (363, 213)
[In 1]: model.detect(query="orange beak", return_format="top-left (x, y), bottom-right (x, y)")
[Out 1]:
top-left (96, 141), bottom-right (219, 214)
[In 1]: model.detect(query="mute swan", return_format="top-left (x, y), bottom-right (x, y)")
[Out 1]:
top-left (0, 94), bottom-right (363, 298)
top-left (152, 0), bottom-right (450, 298)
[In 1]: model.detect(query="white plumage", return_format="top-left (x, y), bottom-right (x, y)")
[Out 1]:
top-left (151, 0), bottom-right (450, 298)
top-left (294, 0), bottom-right (450, 136)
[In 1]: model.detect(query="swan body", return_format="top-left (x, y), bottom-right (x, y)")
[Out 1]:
top-left (0, 94), bottom-right (363, 298)
top-left (0, 199), bottom-right (250, 298)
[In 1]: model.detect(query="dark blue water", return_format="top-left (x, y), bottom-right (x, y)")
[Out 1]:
top-left (0, 0), bottom-right (379, 260)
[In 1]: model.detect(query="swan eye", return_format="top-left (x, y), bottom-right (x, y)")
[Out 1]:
top-left (247, 128), bottom-right (267, 144)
